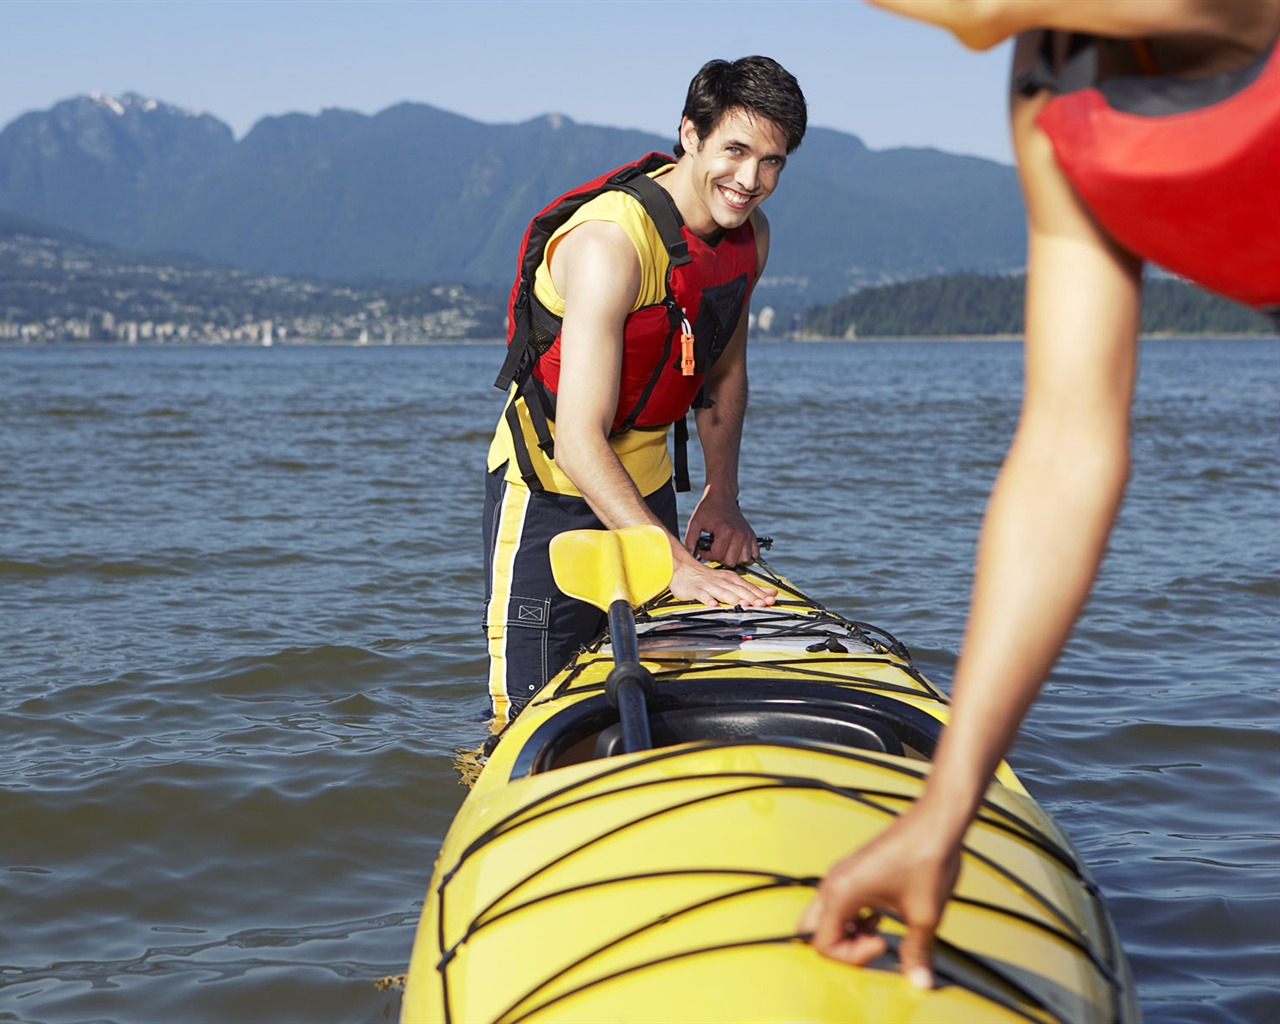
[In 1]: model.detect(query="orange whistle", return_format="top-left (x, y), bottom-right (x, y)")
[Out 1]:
top-left (680, 317), bottom-right (695, 376)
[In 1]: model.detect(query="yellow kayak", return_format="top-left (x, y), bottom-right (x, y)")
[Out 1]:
top-left (402, 543), bottom-right (1138, 1023)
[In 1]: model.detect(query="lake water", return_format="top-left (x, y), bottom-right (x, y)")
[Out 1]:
top-left (1, 339), bottom-right (1277, 1023)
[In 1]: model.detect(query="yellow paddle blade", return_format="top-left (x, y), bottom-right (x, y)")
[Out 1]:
top-left (549, 526), bottom-right (673, 612)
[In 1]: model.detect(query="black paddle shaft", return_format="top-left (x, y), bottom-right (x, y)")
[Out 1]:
top-left (606, 598), bottom-right (655, 754)
top-left (607, 598), bottom-right (641, 664)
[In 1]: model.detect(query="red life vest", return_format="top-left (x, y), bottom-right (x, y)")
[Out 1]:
top-left (1021, 32), bottom-right (1280, 314)
top-left (494, 154), bottom-right (757, 491)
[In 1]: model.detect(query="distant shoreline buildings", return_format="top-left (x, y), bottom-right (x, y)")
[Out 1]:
top-left (0, 229), bottom-right (507, 345)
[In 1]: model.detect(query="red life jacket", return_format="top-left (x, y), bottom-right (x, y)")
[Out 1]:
top-left (494, 153), bottom-right (757, 491)
top-left (1019, 32), bottom-right (1280, 315)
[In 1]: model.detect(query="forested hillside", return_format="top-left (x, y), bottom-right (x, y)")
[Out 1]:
top-left (802, 274), bottom-right (1274, 338)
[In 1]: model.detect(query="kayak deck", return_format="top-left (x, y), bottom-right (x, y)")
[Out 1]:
top-left (402, 561), bottom-right (1138, 1023)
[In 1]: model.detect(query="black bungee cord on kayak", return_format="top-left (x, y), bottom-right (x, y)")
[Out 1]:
top-left (434, 748), bottom-right (1118, 949)
top-left (450, 757), bottom-right (1092, 940)
top-left (433, 752), bottom-right (1116, 1024)
top-left (552, 655), bottom-right (943, 707)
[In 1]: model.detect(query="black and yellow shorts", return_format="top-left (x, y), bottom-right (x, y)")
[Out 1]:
top-left (482, 467), bottom-right (677, 721)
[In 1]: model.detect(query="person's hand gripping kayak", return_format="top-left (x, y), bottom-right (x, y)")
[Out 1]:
top-left (799, 797), bottom-right (964, 991)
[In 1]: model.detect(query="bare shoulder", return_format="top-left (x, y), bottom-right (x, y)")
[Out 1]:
top-left (550, 219), bottom-right (642, 308)
top-left (1010, 73), bottom-right (1144, 280)
top-left (1009, 85), bottom-right (1094, 240)
top-left (553, 218), bottom-right (640, 269)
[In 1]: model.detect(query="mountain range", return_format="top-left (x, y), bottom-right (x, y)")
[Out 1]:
top-left (0, 92), bottom-right (1027, 313)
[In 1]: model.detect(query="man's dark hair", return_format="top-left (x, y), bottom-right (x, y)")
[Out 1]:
top-left (675, 55), bottom-right (807, 158)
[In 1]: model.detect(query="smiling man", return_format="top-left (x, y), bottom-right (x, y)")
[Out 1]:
top-left (484, 56), bottom-right (808, 722)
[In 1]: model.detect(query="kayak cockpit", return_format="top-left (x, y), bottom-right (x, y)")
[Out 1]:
top-left (508, 680), bottom-right (944, 779)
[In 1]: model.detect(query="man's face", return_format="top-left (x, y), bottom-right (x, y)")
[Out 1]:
top-left (679, 108), bottom-right (789, 237)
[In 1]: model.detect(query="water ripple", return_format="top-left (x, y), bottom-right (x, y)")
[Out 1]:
top-left (1, 339), bottom-right (1275, 1023)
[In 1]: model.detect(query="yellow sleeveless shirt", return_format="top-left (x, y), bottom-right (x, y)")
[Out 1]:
top-left (486, 167), bottom-right (677, 497)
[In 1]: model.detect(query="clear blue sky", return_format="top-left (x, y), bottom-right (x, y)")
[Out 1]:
top-left (1, 0), bottom-right (1015, 164)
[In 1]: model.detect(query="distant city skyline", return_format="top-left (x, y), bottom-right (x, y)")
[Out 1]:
top-left (0, 0), bottom-right (1015, 164)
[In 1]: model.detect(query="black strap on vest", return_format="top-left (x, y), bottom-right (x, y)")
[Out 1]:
top-left (673, 416), bottom-right (691, 493)
top-left (498, 158), bottom-right (699, 493)
top-left (609, 166), bottom-right (692, 270)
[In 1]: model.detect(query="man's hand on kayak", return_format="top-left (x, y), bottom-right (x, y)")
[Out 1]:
top-left (667, 490), bottom-right (775, 607)
top-left (667, 534), bottom-right (776, 608)
top-left (683, 489), bottom-right (758, 568)
top-left (799, 803), bottom-right (963, 991)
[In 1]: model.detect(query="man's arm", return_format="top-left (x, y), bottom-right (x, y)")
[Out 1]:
top-left (551, 220), bottom-right (776, 608)
top-left (864, 0), bottom-right (1273, 51)
top-left (801, 65), bottom-right (1143, 987)
top-left (683, 211), bottom-right (772, 569)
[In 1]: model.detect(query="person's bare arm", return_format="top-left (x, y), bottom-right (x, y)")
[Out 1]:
top-left (801, 71), bottom-right (1143, 987)
top-left (551, 220), bottom-right (776, 608)
top-left (865, 0), bottom-right (1277, 51)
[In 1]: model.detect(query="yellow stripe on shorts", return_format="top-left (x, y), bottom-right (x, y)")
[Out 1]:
top-left (486, 480), bottom-right (531, 721)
